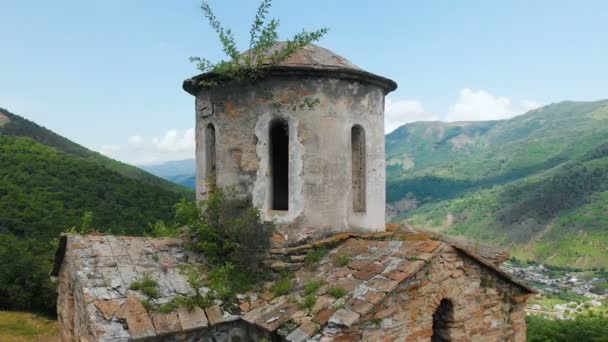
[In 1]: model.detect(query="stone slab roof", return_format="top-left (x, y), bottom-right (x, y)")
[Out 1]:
top-left (182, 43), bottom-right (397, 95)
top-left (52, 229), bottom-right (533, 341)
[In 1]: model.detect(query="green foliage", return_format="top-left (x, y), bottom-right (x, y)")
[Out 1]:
top-left (190, 0), bottom-right (328, 87)
top-left (0, 235), bottom-right (56, 315)
top-left (387, 100), bottom-right (608, 268)
top-left (207, 264), bottom-right (252, 301)
top-left (0, 108), bottom-right (189, 315)
top-left (149, 220), bottom-right (180, 238)
top-left (299, 294), bottom-right (317, 310)
top-left (130, 274), bottom-right (160, 299)
top-left (334, 254), bottom-right (351, 267)
top-left (0, 311), bottom-right (59, 340)
top-left (184, 187), bottom-right (274, 277)
top-left (0, 135), bottom-right (185, 239)
top-left (527, 313), bottom-right (608, 342)
top-left (271, 274), bottom-right (294, 296)
top-left (0, 107), bottom-right (193, 196)
top-left (327, 286), bottom-right (347, 299)
top-left (140, 299), bottom-right (154, 312)
top-left (304, 248), bottom-right (327, 266)
top-left (304, 280), bottom-right (323, 295)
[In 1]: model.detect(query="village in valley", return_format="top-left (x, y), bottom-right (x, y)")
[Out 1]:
top-left (504, 261), bottom-right (608, 319)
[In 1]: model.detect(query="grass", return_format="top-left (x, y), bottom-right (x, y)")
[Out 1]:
top-left (299, 294), bottom-right (317, 310)
top-left (327, 286), bottom-right (347, 299)
top-left (304, 280), bottom-right (323, 295)
top-left (305, 248), bottom-right (328, 266)
top-left (272, 274), bottom-right (294, 296)
top-left (130, 274), bottom-right (160, 299)
top-left (0, 311), bottom-right (59, 342)
top-left (334, 254), bottom-right (351, 267)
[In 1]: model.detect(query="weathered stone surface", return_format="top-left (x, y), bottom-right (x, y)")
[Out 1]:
top-left (119, 294), bottom-right (155, 340)
top-left (55, 233), bottom-right (532, 341)
top-left (177, 306), bottom-right (208, 331)
top-left (366, 276), bottom-right (398, 292)
top-left (151, 312), bottom-right (182, 335)
top-left (204, 305), bottom-right (224, 326)
top-left (313, 308), bottom-right (335, 325)
top-left (188, 43), bottom-right (394, 243)
top-left (329, 308), bottom-right (360, 327)
top-left (94, 299), bottom-right (122, 320)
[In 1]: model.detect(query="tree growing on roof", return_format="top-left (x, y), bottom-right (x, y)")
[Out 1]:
top-left (189, 0), bottom-right (329, 87)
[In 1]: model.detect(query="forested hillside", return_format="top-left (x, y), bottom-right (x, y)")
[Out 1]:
top-left (387, 100), bottom-right (608, 268)
top-left (0, 108), bottom-right (191, 195)
top-left (0, 108), bottom-right (193, 315)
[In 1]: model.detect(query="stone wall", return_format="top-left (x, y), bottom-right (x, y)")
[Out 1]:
top-left (334, 248), bottom-right (530, 341)
top-left (56, 238), bottom-right (98, 341)
top-left (194, 76), bottom-right (387, 243)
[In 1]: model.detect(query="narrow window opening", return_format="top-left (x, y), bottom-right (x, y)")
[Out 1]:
top-left (432, 299), bottom-right (454, 342)
top-left (351, 125), bottom-right (366, 212)
top-left (269, 119), bottom-right (289, 210)
top-left (205, 123), bottom-right (216, 189)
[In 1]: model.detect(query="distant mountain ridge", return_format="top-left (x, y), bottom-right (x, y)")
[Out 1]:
top-left (139, 159), bottom-right (196, 189)
top-left (0, 107), bottom-right (193, 314)
top-left (0, 108), bottom-right (192, 196)
top-left (386, 100), bottom-right (608, 268)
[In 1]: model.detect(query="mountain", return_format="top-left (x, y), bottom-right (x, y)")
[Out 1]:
top-left (140, 159), bottom-right (196, 189)
top-left (387, 100), bottom-right (608, 268)
top-left (0, 107), bottom-right (193, 314)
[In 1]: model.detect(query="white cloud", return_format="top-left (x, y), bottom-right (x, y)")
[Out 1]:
top-left (99, 145), bottom-right (121, 156)
top-left (151, 128), bottom-right (195, 153)
top-left (128, 135), bottom-right (144, 148)
top-left (385, 98), bottom-right (439, 133)
top-left (445, 88), bottom-right (541, 122)
top-left (99, 128), bottom-right (195, 165)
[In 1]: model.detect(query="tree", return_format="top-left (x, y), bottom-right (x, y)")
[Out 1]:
top-left (190, 0), bottom-right (328, 87)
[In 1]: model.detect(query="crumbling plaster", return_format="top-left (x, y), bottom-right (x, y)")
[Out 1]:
top-left (194, 76), bottom-right (387, 243)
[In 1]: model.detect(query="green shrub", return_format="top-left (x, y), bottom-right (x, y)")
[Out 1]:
top-left (272, 275), bottom-right (294, 296)
top-left (299, 294), bottom-right (317, 310)
top-left (327, 286), bottom-right (347, 299)
top-left (130, 274), bottom-right (160, 299)
top-left (527, 313), bottom-right (608, 342)
top-left (190, 0), bottom-right (328, 87)
top-left (304, 280), bottom-right (323, 295)
top-left (305, 248), bottom-right (327, 266)
top-left (181, 188), bottom-right (274, 280)
top-left (140, 299), bottom-right (153, 312)
top-left (334, 254), bottom-right (351, 267)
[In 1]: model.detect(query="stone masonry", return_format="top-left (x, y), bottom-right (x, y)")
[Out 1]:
top-left (52, 226), bottom-right (533, 341)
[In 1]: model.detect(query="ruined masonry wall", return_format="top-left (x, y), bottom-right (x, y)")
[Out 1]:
top-left (56, 239), bottom-right (96, 341)
top-left (195, 76), bottom-right (386, 242)
top-left (344, 248), bottom-right (529, 341)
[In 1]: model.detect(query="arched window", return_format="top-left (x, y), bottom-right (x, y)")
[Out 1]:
top-left (269, 119), bottom-right (289, 210)
top-left (351, 125), bottom-right (366, 212)
top-left (205, 123), bottom-right (216, 189)
top-left (432, 299), bottom-right (454, 342)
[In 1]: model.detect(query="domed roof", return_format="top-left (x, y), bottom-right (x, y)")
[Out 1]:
top-left (183, 43), bottom-right (397, 95)
top-left (241, 43), bottom-right (362, 71)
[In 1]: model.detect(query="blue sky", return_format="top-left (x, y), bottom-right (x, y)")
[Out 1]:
top-left (1, 0), bottom-right (607, 164)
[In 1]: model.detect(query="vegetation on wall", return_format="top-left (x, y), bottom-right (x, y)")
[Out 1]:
top-left (190, 0), bottom-right (328, 87)
top-left (179, 187), bottom-right (274, 297)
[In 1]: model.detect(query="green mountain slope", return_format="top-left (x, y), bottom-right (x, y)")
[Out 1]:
top-left (387, 100), bottom-right (608, 268)
top-left (0, 108), bottom-right (193, 315)
top-left (0, 107), bottom-right (191, 196)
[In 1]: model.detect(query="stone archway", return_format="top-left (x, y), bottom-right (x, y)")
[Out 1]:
top-left (432, 298), bottom-right (454, 342)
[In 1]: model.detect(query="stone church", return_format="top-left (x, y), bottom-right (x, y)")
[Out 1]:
top-left (52, 44), bottom-right (534, 341)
